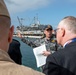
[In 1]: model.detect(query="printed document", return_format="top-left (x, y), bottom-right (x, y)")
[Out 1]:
top-left (33, 44), bottom-right (47, 67)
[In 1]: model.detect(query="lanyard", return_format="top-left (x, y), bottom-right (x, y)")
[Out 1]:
top-left (63, 38), bottom-right (76, 48)
top-left (72, 38), bottom-right (76, 42)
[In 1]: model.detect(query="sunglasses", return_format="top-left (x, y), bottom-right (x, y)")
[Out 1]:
top-left (46, 28), bottom-right (52, 31)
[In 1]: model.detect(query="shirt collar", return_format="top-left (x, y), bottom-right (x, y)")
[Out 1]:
top-left (63, 40), bottom-right (72, 48)
top-left (63, 38), bottom-right (76, 48)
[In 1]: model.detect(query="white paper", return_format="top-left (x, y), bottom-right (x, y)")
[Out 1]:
top-left (33, 44), bottom-right (47, 67)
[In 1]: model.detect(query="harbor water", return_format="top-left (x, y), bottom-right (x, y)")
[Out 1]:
top-left (13, 37), bottom-right (41, 72)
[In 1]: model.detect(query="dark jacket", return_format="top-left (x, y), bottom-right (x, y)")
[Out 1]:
top-left (8, 39), bottom-right (22, 65)
top-left (0, 49), bottom-right (44, 75)
top-left (43, 41), bottom-right (76, 75)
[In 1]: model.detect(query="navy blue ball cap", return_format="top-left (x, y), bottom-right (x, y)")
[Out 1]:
top-left (44, 25), bottom-right (53, 30)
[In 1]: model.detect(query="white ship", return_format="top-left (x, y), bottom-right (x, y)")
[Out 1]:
top-left (14, 16), bottom-right (49, 38)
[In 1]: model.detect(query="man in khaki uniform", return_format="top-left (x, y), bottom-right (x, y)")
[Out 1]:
top-left (0, 0), bottom-right (45, 75)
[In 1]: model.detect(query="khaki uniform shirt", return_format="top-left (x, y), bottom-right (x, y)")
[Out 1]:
top-left (0, 49), bottom-right (44, 75)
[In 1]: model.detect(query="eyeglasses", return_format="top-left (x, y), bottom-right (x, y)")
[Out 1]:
top-left (54, 28), bottom-right (60, 33)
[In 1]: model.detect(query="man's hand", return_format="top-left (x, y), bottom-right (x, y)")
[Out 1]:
top-left (42, 51), bottom-right (51, 56)
top-left (17, 32), bottom-right (22, 38)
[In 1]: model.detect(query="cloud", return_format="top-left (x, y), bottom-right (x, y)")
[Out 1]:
top-left (4, 0), bottom-right (76, 14)
top-left (5, 0), bottom-right (53, 14)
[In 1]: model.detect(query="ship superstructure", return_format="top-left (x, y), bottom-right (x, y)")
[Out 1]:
top-left (15, 16), bottom-right (49, 38)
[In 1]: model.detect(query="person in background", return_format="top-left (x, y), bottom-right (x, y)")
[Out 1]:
top-left (18, 25), bottom-right (59, 56)
top-left (8, 39), bottom-right (22, 65)
top-left (43, 16), bottom-right (76, 75)
top-left (18, 25), bottom-right (62, 72)
top-left (0, 0), bottom-right (44, 75)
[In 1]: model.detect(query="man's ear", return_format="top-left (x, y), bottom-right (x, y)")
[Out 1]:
top-left (61, 28), bottom-right (65, 37)
top-left (8, 26), bottom-right (14, 43)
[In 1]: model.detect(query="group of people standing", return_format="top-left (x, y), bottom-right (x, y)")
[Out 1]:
top-left (0, 0), bottom-right (76, 75)
top-left (18, 25), bottom-right (60, 56)
top-left (17, 24), bottom-right (62, 71)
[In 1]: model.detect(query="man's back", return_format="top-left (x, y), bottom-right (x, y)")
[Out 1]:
top-left (0, 49), bottom-right (44, 75)
top-left (0, 0), bottom-right (44, 75)
top-left (43, 41), bottom-right (76, 75)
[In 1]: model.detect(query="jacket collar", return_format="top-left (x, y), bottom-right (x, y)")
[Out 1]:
top-left (65, 41), bottom-right (76, 48)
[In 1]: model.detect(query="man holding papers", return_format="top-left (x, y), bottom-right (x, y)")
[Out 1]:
top-left (18, 25), bottom-right (61, 72)
top-left (18, 25), bottom-right (59, 56)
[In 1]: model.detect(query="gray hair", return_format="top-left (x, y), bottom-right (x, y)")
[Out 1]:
top-left (62, 16), bottom-right (76, 34)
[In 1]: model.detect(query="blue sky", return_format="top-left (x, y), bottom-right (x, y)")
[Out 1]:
top-left (5, 0), bottom-right (76, 30)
